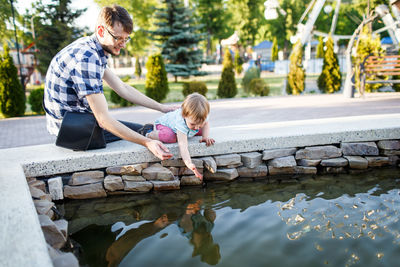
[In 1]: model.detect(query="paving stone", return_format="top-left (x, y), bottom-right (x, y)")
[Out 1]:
top-left (199, 156), bottom-right (217, 173)
top-left (142, 163), bottom-right (175, 181)
top-left (296, 159), bottom-right (321, 167)
top-left (124, 181), bottom-right (153, 193)
top-left (122, 175), bottom-right (146, 182)
top-left (161, 158), bottom-right (203, 168)
top-left (344, 156), bottom-right (368, 169)
top-left (268, 156), bottom-right (297, 168)
top-left (179, 167), bottom-right (204, 176)
top-left (69, 170), bottom-right (104, 186)
top-left (104, 175), bottom-right (124, 192)
top-left (214, 154), bottom-right (241, 167)
top-left (180, 175), bottom-right (203, 186)
top-left (38, 215), bottom-right (67, 249)
top-left (237, 165), bottom-right (268, 178)
top-left (28, 179), bottom-right (46, 192)
top-left (377, 140), bottom-right (400, 150)
top-left (151, 179), bottom-right (180, 191)
top-left (204, 168), bottom-right (239, 181)
top-left (106, 163), bottom-right (148, 175)
top-left (341, 142), bottom-right (379, 156)
top-left (320, 157), bottom-right (348, 167)
top-left (48, 176), bottom-right (64, 201)
top-left (64, 183), bottom-right (106, 199)
top-left (296, 145), bottom-right (342, 160)
top-left (240, 152), bottom-right (262, 168)
top-left (262, 148), bottom-right (297, 160)
top-left (365, 156), bottom-right (390, 167)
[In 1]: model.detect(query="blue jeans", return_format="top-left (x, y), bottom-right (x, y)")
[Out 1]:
top-left (103, 120), bottom-right (143, 143)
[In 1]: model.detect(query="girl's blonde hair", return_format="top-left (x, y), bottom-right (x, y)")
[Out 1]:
top-left (181, 93), bottom-right (210, 124)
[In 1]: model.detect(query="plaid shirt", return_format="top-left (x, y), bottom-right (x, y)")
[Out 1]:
top-left (44, 34), bottom-right (108, 135)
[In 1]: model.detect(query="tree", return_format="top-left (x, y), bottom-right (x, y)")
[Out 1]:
top-left (316, 36), bottom-right (324, 58)
top-left (33, 0), bottom-right (86, 74)
top-left (286, 40), bottom-right (305, 95)
top-left (217, 48), bottom-right (237, 98)
top-left (145, 53), bottom-right (169, 102)
top-left (150, 0), bottom-right (206, 82)
top-left (135, 57), bottom-right (142, 79)
top-left (393, 48), bottom-right (400, 92)
top-left (0, 0), bottom-right (14, 43)
top-left (271, 36), bottom-right (278, 62)
top-left (0, 44), bottom-right (25, 117)
top-left (234, 51), bottom-right (243, 75)
top-left (317, 35), bottom-right (342, 93)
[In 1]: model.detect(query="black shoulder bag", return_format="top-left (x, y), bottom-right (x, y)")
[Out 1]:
top-left (55, 111), bottom-right (106, 151)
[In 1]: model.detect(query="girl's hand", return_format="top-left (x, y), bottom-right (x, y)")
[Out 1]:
top-left (200, 137), bottom-right (215, 146)
top-left (188, 163), bottom-right (203, 181)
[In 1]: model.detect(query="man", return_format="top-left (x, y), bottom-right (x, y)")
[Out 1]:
top-left (44, 5), bottom-right (173, 160)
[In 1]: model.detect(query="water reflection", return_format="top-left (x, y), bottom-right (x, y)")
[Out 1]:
top-left (63, 168), bottom-right (400, 267)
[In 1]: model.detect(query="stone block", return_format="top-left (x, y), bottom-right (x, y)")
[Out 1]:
top-left (106, 163), bottom-right (148, 175)
top-left (29, 186), bottom-right (52, 202)
top-left (214, 154), bottom-right (241, 167)
top-left (262, 148), bottom-right (297, 160)
top-left (124, 181), bottom-right (153, 193)
top-left (104, 175), bottom-right (124, 192)
top-left (48, 176), bottom-right (64, 201)
top-left (204, 168), bottom-right (239, 181)
top-left (268, 167), bottom-right (296, 175)
top-left (296, 145), bottom-right (342, 160)
top-left (296, 159), bottom-right (321, 167)
top-left (64, 183), bottom-right (107, 199)
top-left (199, 156), bottom-right (217, 173)
top-left (388, 155), bottom-right (399, 166)
top-left (180, 175), bottom-right (203, 186)
top-left (161, 158), bottom-right (203, 168)
top-left (341, 142), bottom-right (379, 156)
top-left (52, 252), bottom-right (79, 267)
top-left (268, 156), bottom-right (297, 168)
top-left (344, 156), bottom-right (368, 169)
top-left (122, 175), bottom-right (146, 182)
top-left (28, 179), bottom-right (46, 192)
top-left (377, 140), bottom-right (400, 150)
top-left (142, 163), bottom-right (175, 181)
top-left (237, 165), bottom-right (268, 178)
top-left (365, 156), bottom-right (390, 167)
top-left (179, 167), bottom-right (203, 176)
top-left (168, 167), bottom-right (179, 176)
top-left (294, 166), bottom-right (317, 175)
top-left (34, 199), bottom-right (54, 215)
top-left (53, 219), bottom-right (68, 239)
top-left (322, 167), bottom-right (347, 174)
top-left (69, 170), bottom-right (104, 186)
top-left (240, 152), bottom-right (262, 168)
top-left (38, 215), bottom-right (67, 249)
top-left (225, 163), bottom-right (243, 168)
top-left (320, 157), bottom-right (348, 167)
top-left (152, 179), bottom-right (180, 191)
top-left (380, 149), bottom-right (400, 156)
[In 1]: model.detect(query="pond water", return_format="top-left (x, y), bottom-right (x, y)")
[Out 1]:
top-left (61, 168), bottom-right (400, 267)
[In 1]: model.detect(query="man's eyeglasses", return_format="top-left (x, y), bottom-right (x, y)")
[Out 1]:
top-left (104, 26), bottom-right (131, 43)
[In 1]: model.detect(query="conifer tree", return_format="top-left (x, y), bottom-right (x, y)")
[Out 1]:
top-left (393, 48), bottom-right (400, 92)
top-left (316, 36), bottom-right (324, 58)
top-left (150, 0), bottom-right (206, 82)
top-left (271, 37), bottom-right (278, 62)
top-left (145, 53), bottom-right (169, 102)
top-left (286, 41), bottom-right (305, 95)
top-left (217, 48), bottom-right (237, 98)
top-left (135, 57), bottom-right (142, 79)
top-left (0, 45), bottom-right (25, 117)
top-left (234, 51), bottom-right (243, 75)
top-left (317, 35), bottom-right (342, 93)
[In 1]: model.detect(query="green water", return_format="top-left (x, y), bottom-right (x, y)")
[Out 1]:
top-left (61, 168), bottom-right (400, 267)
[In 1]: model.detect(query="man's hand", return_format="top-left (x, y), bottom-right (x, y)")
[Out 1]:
top-left (188, 163), bottom-right (203, 181)
top-left (160, 104), bottom-right (179, 113)
top-left (145, 140), bottom-right (173, 160)
top-left (200, 137), bottom-right (215, 146)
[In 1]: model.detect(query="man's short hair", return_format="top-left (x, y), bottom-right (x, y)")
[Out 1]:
top-left (97, 5), bottom-right (133, 33)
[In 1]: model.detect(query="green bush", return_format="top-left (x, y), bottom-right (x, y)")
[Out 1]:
top-left (286, 40), bottom-right (305, 95)
top-left (182, 81), bottom-right (208, 97)
top-left (249, 78), bottom-right (270, 96)
top-left (0, 45), bottom-right (25, 117)
top-left (145, 53), bottom-right (169, 102)
top-left (121, 75), bottom-right (131, 82)
top-left (135, 57), bottom-right (142, 79)
top-left (242, 67), bottom-right (260, 94)
top-left (234, 52), bottom-right (243, 75)
top-left (217, 48), bottom-right (237, 98)
top-left (28, 88), bottom-right (44, 114)
top-left (110, 90), bottom-right (133, 107)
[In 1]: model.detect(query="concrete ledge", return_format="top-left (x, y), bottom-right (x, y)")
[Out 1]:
top-left (0, 112), bottom-right (399, 267)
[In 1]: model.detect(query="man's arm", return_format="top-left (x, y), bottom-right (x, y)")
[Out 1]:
top-left (103, 68), bottom-right (176, 113)
top-left (86, 93), bottom-right (172, 160)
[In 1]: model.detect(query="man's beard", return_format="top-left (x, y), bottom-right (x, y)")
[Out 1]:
top-left (101, 44), bottom-right (119, 56)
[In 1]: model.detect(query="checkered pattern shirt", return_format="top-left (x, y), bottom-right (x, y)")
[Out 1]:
top-left (44, 34), bottom-right (108, 135)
